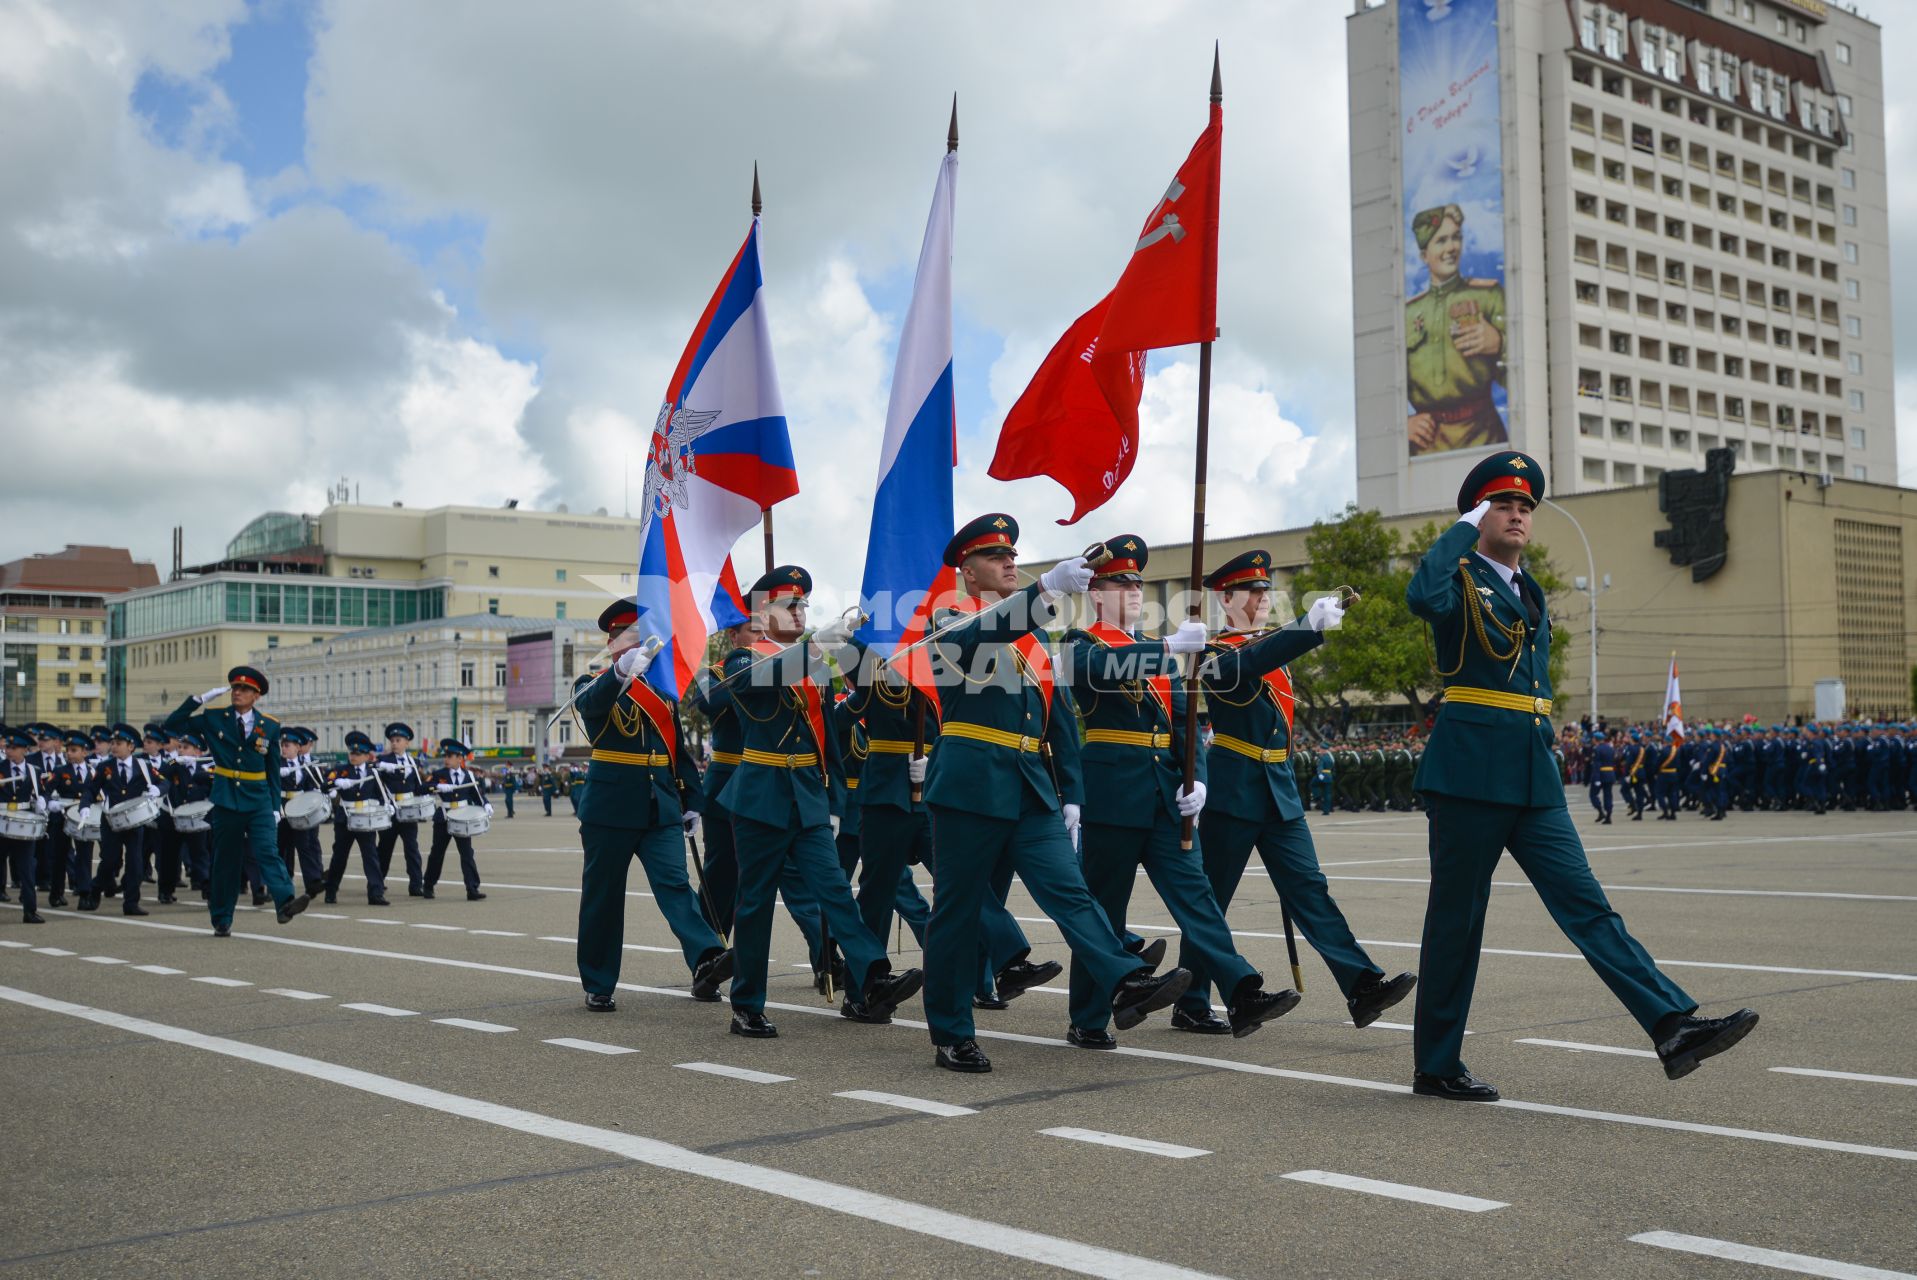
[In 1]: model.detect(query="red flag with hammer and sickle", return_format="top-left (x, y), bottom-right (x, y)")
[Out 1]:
top-left (1099, 98), bottom-right (1222, 353)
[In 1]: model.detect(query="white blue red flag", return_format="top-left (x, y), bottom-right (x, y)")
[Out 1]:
top-left (855, 149), bottom-right (957, 701)
top-left (634, 220), bottom-right (798, 697)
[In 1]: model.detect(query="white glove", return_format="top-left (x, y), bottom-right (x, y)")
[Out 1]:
top-left (613, 644), bottom-right (656, 678)
top-left (682, 811), bottom-right (702, 837)
top-left (483, 803), bottom-right (494, 816)
top-left (1164, 619), bottom-right (1208, 655)
top-left (1175, 780), bottom-right (1207, 818)
top-left (907, 755), bottom-right (928, 784)
top-left (1039, 556), bottom-right (1095, 596)
top-left (47, 797), bottom-right (66, 812)
top-left (810, 616), bottom-right (857, 647)
top-left (276, 810), bottom-right (284, 825)
top-left (198, 685), bottom-right (229, 703)
top-left (77, 807), bottom-right (93, 825)
top-left (376, 761), bottom-right (401, 772)
top-left (1061, 802), bottom-right (1081, 835)
top-left (33, 795), bottom-right (47, 814)
top-left (1460, 499), bottom-right (1493, 528)
top-left (1306, 594), bottom-right (1346, 633)
top-left (146, 784), bottom-right (161, 799)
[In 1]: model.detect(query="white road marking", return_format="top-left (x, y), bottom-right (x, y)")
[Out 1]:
top-left (539, 935), bottom-right (577, 943)
top-left (357, 918), bottom-right (406, 926)
top-left (306, 912), bottom-right (347, 919)
top-left (835, 1091), bottom-right (977, 1118)
top-left (469, 930), bottom-right (525, 937)
top-left (0, 940), bottom-right (34, 948)
top-left (1515, 1038), bottom-right (1658, 1058)
top-left (433, 1017), bottom-right (516, 1033)
top-left (623, 944), bottom-right (680, 954)
top-left (340, 1002), bottom-right (418, 1017)
top-left (1041, 1128), bottom-right (1209, 1159)
top-left (1345, 1020), bottom-right (1471, 1034)
top-left (31, 947), bottom-right (75, 956)
top-left (132, 964), bottom-right (184, 975)
top-left (191, 976), bottom-right (252, 987)
top-left (1771, 1067), bottom-right (1917, 1088)
top-left (1630, 1231), bottom-right (1916, 1279)
top-left (544, 1037), bottom-right (637, 1056)
top-left (79, 955), bottom-right (128, 965)
top-left (263, 988), bottom-right (330, 1001)
top-left (676, 1061), bottom-right (792, 1085)
top-left (1321, 872), bottom-right (1917, 904)
top-left (47, 909), bottom-right (1917, 1164)
top-left (411, 923), bottom-right (465, 931)
top-left (1281, 1170), bottom-right (1507, 1212)
top-left (0, 984), bottom-right (1232, 1280)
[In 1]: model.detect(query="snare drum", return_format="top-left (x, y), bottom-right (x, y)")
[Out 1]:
top-left (171, 799), bottom-right (214, 833)
top-left (283, 791), bottom-right (332, 831)
top-left (64, 806), bottom-right (101, 842)
top-left (443, 802), bottom-right (491, 839)
top-left (393, 794), bottom-right (438, 825)
top-left (344, 799), bottom-right (394, 833)
top-left (106, 795), bottom-right (163, 831)
top-left (0, 805), bottom-right (49, 842)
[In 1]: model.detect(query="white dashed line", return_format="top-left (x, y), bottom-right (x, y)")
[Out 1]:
top-left (623, 944), bottom-right (680, 954)
top-left (1630, 1231), bottom-right (1915, 1279)
top-left (834, 1091), bottom-right (977, 1118)
top-left (192, 976), bottom-right (253, 987)
top-left (468, 930), bottom-right (525, 937)
top-left (1515, 1038), bottom-right (1658, 1058)
top-left (306, 912), bottom-right (347, 919)
top-left (1281, 1170), bottom-right (1507, 1212)
top-left (538, 935), bottom-right (577, 944)
top-left (412, 923), bottom-right (465, 932)
top-left (263, 988), bottom-right (330, 1001)
top-left (543, 1037), bottom-right (636, 1055)
top-left (340, 1002), bottom-right (418, 1017)
top-left (1040, 1128), bottom-right (1209, 1159)
top-left (358, 918), bottom-right (406, 926)
top-left (30, 947), bottom-right (75, 956)
top-left (433, 1018), bottom-right (516, 1033)
top-left (1770, 1067), bottom-right (1917, 1088)
top-left (675, 1062), bottom-right (792, 1085)
top-left (1345, 1020), bottom-right (1471, 1035)
top-left (0, 940), bottom-right (33, 948)
top-left (132, 964), bottom-right (184, 975)
top-left (79, 955), bottom-right (129, 965)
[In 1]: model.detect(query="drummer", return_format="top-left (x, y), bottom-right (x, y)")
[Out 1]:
top-left (289, 728), bottom-right (329, 898)
top-left (424, 739), bottom-right (489, 901)
top-left (47, 731), bottom-right (99, 911)
top-left (166, 733), bottom-right (216, 901)
top-left (375, 723), bottom-right (430, 898)
top-left (324, 731), bottom-right (391, 907)
top-left (2, 727), bottom-right (48, 924)
top-left (80, 724), bottom-right (161, 917)
top-left (275, 729), bottom-right (327, 899)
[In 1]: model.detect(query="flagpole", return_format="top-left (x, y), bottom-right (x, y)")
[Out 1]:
top-left (751, 162), bottom-right (778, 573)
top-left (1179, 48), bottom-right (1222, 853)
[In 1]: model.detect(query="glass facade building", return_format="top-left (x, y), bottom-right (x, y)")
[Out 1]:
top-left (111, 578), bottom-right (445, 642)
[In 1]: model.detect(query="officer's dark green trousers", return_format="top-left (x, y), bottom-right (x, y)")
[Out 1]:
top-left (1179, 810), bottom-right (1381, 1015)
top-left (730, 816), bottom-right (888, 1014)
top-left (927, 795), bottom-right (1139, 1046)
top-left (1414, 794), bottom-right (1694, 1077)
top-left (1074, 818), bottom-right (1256, 1030)
top-left (577, 821), bottom-right (722, 998)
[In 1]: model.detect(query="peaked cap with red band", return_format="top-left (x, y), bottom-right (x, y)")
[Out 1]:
top-left (227, 665), bottom-right (269, 696)
top-left (943, 512), bottom-right (1019, 568)
top-left (749, 565), bottom-right (812, 602)
top-left (596, 595), bottom-right (640, 635)
top-left (1092, 534), bottom-right (1148, 583)
top-left (1456, 450), bottom-right (1545, 513)
top-left (1204, 549), bottom-right (1273, 593)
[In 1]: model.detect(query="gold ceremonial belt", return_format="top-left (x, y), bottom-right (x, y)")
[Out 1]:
top-left (941, 723), bottom-right (1042, 753)
top-left (1084, 729), bottom-right (1172, 749)
top-left (740, 748), bottom-right (821, 769)
top-left (709, 750), bottom-right (744, 766)
top-left (213, 767), bottom-right (267, 781)
top-left (1442, 686), bottom-right (1553, 717)
top-left (590, 748), bottom-right (670, 768)
top-left (865, 739), bottom-right (933, 754)
top-left (845, 777), bottom-right (860, 790)
top-left (1210, 733), bottom-right (1288, 764)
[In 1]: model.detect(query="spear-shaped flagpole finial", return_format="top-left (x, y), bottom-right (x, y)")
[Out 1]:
top-left (751, 162), bottom-right (762, 218)
top-left (947, 93), bottom-right (959, 153)
top-left (1210, 41), bottom-right (1222, 104)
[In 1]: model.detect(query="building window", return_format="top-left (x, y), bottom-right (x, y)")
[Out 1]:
top-left (555, 568), bottom-right (568, 583)
top-left (80, 620), bottom-right (91, 634)
top-left (488, 565), bottom-right (499, 578)
top-left (56, 645), bottom-right (70, 660)
top-left (1851, 465), bottom-right (1867, 481)
top-left (494, 662), bottom-right (507, 688)
top-left (1837, 94), bottom-right (1852, 117)
top-left (1843, 242), bottom-right (1859, 264)
top-left (555, 602), bottom-right (567, 620)
top-left (1848, 390), bottom-right (1864, 411)
top-left (461, 719), bottom-right (475, 743)
top-left (1844, 279), bottom-right (1860, 300)
top-left (1851, 428), bottom-right (1867, 450)
top-left (1841, 168), bottom-right (1856, 191)
top-left (494, 719), bottom-right (509, 747)
top-left (558, 720), bottom-right (573, 745)
top-left (56, 672), bottom-right (70, 687)
top-left (57, 618), bottom-right (70, 634)
top-left (487, 598), bottom-right (499, 615)
top-left (57, 699), bottom-right (70, 713)
top-left (1836, 41), bottom-right (1852, 65)
top-left (267, 635), bottom-right (280, 649)
top-left (459, 661), bottom-right (476, 689)
top-left (1603, 26), bottom-right (1621, 59)
top-left (1847, 353), bottom-right (1862, 374)
top-left (1845, 315), bottom-right (1862, 337)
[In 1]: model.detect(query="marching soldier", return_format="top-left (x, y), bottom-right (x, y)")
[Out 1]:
top-left (1651, 728), bottom-right (1684, 820)
top-left (1062, 536), bottom-right (1299, 1047)
top-left (375, 723), bottom-right (430, 896)
top-left (918, 515), bottom-right (1191, 1073)
top-left (1796, 723), bottom-right (1831, 815)
top-left (324, 732), bottom-right (390, 906)
top-left (1588, 732), bottom-right (1615, 824)
top-left (1405, 451), bottom-right (1755, 1099)
top-left (1620, 729), bottom-right (1649, 820)
top-left (830, 692), bottom-right (931, 956)
top-left (82, 724), bottom-right (163, 916)
top-left (45, 731), bottom-right (98, 909)
top-left (699, 570), bottom-right (923, 1037)
top-left (571, 599), bottom-right (732, 1013)
top-left (424, 739), bottom-right (489, 901)
top-left (1, 728), bottom-right (48, 923)
top-left (167, 733), bottom-right (216, 899)
top-left (1180, 549), bottom-right (1413, 1034)
top-left (1314, 741), bottom-right (1336, 817)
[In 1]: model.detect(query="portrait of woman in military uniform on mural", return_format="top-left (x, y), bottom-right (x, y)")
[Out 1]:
top-left (1400, 0), bottom-right (1510, 458)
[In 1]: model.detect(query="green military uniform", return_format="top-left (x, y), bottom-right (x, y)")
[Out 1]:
top-left (1405, 274), bottom-right (1507, 454)
top-left (571, 644), bottom-right (725, 1002)
top-left (1314, 746), bottom-right (1336, 816)
top-left (163, 666), bottom-right (302, 932)
top-left (1334, 746), bottom-right (1361, 810)
top-left (1407, 452), bottom-right (1696, 1083)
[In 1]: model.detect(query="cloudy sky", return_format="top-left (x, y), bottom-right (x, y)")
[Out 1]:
top-left (2, 0), bottom-right (1912, 604)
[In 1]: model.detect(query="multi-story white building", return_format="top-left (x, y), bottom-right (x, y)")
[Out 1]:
top-left (1348, 0), bottom-right (1894, 516)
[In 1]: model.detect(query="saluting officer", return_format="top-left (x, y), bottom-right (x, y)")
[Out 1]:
top-left (325, 732), bottom-right (391, 906)
top-left (1405, 452), bottom-right (1756, 1099)
top-left (1062, 536), bottom-right (1299, 1047)
top-left (698, 571), bottom-right (922, 1037)
top-left (424, 739), bottom-right (490, 902)
top-left (919, 515), bottom-right (1192, 1073)
top-left (570, 597), bottom-right (732, 1012)
top-left (1181, 549), bottom-right (1414, 1034)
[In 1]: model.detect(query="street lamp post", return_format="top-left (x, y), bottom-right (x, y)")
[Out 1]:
top-left (450, 630), bottom-right (462, 747)
top-left (1541, 497), bottom-right (1607, 725)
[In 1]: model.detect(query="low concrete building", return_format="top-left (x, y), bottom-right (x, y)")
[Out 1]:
top-left (1, 546), bottom-right (159, 729)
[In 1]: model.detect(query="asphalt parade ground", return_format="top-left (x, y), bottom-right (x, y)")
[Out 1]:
top-left (3, 798), bottom-right (1913, 1279)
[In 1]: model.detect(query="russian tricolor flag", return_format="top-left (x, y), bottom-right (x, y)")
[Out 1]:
top-left (635, 219), bottom-right (798, 698)
top-left (856, 148), bottom-right (957, 700)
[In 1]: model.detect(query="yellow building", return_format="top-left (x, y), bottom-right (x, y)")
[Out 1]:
top-left (108, 502), bottom-right (649, 729)
top-left (1, 546), bottom-right (159, 730)
top-left (1033, 470), bottom-right (1916, 726)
